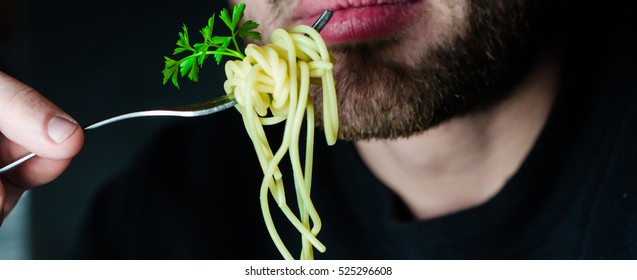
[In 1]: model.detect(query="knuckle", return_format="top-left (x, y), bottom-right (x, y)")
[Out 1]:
top-left (0, 84), bottom-right (43, 117)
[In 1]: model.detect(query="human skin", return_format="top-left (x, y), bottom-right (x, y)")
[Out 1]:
top-left (0, 71), bottom-right (84, 225)
top-left (231, 0), bottom-right (559, 218)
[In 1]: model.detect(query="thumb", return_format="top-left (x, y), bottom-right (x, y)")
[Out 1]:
top-left (0, 71), bottom-right (83, 160)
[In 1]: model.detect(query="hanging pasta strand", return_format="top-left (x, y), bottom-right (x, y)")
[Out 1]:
top-left (224, 25), bottom-right (337, 260)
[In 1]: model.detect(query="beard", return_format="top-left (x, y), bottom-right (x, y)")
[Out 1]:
top-left (307, 0), bottom-right (541, 140)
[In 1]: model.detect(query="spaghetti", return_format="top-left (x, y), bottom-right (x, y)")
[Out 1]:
top-left (223, 25), bottom-right (338, 260)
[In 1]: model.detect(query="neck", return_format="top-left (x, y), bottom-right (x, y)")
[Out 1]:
top-left (354, 53), bottom-right (560, 220)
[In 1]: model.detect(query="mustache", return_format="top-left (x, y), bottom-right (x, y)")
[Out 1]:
top-left (269, 0), bottom-right (295, 23)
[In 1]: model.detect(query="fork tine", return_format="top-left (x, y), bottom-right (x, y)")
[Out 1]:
top-left (83, 94), bottom-right (236, 131)
top-left (0, 11), bottom-right (335, 175)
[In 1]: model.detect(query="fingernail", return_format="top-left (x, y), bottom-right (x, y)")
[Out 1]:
top-left (48, 116), bottom-right (79, 144)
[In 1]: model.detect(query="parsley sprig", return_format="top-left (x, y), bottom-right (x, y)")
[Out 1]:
top-left (162, 3), bottom-right (261, 88)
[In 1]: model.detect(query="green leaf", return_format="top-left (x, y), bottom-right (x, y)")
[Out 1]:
top-left (200, 14), bottom-right (215, 42)
top-left (231, 3), bottom-right (246, 29)
top-left (214, 37), bottom-right (232, 64)
top-left (173, 47), bottom-right (187, 55)
top-left (162, 3), bottom-right (262, 89)
top-left (219, 7), bottom-right (232, 29)
top-left (237, 20), bottom-right (261, 41)
top-left (193, 43), bottom-right (210, 66)
top-left (162, 57), bottom-right (180, 88)
top-left (176, 25), bottom-right (192, 50)
top-left (209, 36), bottom-right (230, 45)
top-left (179, 56), bottom-right (199, 82)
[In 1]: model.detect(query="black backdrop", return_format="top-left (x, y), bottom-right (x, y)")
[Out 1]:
top-left (2, 0), bottom-right (230, 258)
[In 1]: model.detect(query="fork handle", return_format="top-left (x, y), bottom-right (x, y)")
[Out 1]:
top-left (1, 10), bottom-right (333, 175)
top-left (0, 153), bottom-right (36, 174)
top-left (0, 95), bottom-right (237, 174)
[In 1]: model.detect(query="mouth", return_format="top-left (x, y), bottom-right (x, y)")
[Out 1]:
top-left (294, 0), bottom-right (426, 44)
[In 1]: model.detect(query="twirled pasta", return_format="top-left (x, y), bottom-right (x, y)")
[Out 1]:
top-left (223, 25), bottom-right (337, 260)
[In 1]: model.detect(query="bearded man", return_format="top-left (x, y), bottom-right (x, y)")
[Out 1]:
top-left (1, 0), bottom-right (635, 259)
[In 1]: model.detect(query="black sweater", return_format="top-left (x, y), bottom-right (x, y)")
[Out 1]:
top-left (74, 26), bottom-right (637, 259)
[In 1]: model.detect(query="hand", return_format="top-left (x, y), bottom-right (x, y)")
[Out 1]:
top-left (0, 71), bottom-right (84, 226)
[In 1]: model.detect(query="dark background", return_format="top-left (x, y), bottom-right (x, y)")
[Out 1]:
top-left (1, 0), bottom-right (230, 258)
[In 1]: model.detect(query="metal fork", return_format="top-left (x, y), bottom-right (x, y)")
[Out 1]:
top-left (0, 10), bottom-right (333, 174)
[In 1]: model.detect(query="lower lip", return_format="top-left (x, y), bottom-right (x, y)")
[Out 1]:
top-left (298, 2), bottom-right (423, 44)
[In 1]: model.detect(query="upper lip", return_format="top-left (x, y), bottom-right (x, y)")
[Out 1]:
top-left (294, 0), bottom-right (417, 21)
